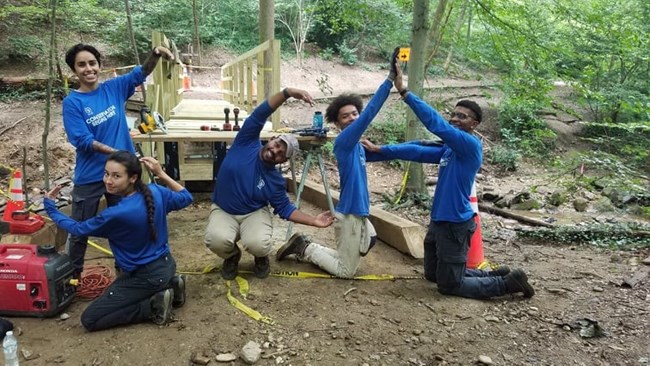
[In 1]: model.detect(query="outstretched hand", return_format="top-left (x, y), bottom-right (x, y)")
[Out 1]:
top-left (288, 88), bottom-right (315, 107)
top-left (361, 137), bottom-right (382, 153)
top-left (393, 58), bottom-right (405, 93)
top-left (154, 46), bottom-right (174, 61)
top-left (313, 211), bottom-right (335, 228)
top-left (387, 47), bottom-right (400, 81)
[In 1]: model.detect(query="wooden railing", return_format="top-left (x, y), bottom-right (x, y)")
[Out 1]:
top-left (221, 39), bottom-right (281, 129)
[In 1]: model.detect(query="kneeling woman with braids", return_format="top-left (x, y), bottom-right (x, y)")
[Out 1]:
top-left (44, 151), bottom-right (193, 331)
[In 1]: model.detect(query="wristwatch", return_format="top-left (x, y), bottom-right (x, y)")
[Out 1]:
top-left (282, 88), bottom-right (291, 100)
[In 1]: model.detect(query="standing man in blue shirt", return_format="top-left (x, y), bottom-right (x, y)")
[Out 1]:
top-left (204, 87), bottom-right (335, 280)
top-left (275, 52), bottom-right (399, 278)
top-left (62, 43), bottom-right (173, 279)
top-left (361, 62), bottom-right (534, 299)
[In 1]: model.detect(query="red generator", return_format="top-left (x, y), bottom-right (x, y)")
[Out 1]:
top-left (0, 244), bottom-right (76, 317)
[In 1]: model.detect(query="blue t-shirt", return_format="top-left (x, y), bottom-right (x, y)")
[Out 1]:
top-left (44, 185), bottom-right (193, 272)
top-left (63, 67), bottom-right (144, 185)
top-left (366, 93), bottom-right (482, 223)
top-left (212, 101), bottom-right (296, 220)
top-left (334, 79), bottom-right (392, 216)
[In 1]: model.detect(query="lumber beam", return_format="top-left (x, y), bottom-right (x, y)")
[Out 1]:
top-left (286, 178), bottom-right (424, 258)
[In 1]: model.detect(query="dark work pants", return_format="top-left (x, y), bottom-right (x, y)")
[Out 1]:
top-left (81, 254), bottom-right (176, 331)
top-left (423, 218), bottom-right (506, 299)
top-left (67, 181), bottom-right (121, 276)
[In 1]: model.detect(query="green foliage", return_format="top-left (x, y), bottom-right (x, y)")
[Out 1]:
top-left (365, 121), bottom-right (406, 146)
top-left (553, 0), bottom-right (650, 124)
top-left (2, 36), bottom-right (45, 61)
top-left (319, 47), bottom-right (334, 61)
top-left (365, 120), bottom-right (407, 169)
top-left (310, 0), bottom-right (408, 59)
top-left (337, 41), bottom-right (358, 66)
top-left (0, 88), bottom-right (49, 103)
top-left (497, 96), bottom-right (557, 157)
top-left (487, 145), bottom-right (521, 172)
top-left (516, 223), bottom-right (650, 249)
top-left (578, 121), bottom-right (650, 170)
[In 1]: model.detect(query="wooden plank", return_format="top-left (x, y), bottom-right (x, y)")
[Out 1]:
top-left (179, 161), bottom-right (213, 181)
top-left (221, 39), bottom-right (272, 69)
top-left (164, 119), bottom-right (273, 132)
top-left (0, 222), bottom-right (67, 250)
top-left (132, 130), bottom-right (334, 144)
top-left (247, 57), bottom-right (254, 108)
top-left (256, 52), bottom-right (265, 106)
top-left (286, 178), bottom-right (425, 258)
top-left (271, 40), bottom-right (281, 130)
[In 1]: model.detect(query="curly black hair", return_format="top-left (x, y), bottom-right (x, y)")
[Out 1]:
top-left (64, 44), bottom-right (102, 71)
top-left (325, 93), bottom-right (364, 123)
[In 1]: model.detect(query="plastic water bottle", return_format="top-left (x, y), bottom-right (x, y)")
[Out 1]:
top-left (312, 111), bottom-right (323, 129)
top-left (2, 330), bottom-right (19, 366)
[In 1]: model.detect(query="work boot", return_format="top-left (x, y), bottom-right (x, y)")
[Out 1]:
top-left (276, 233), bottom-right (310, 261)
top-left (221, 246), bottom-right (241, 280)
top-left (504, 269), bottom-right (535, 298)
top-left (150, 288), bottom-right (174, 325)
top-left (254, 256), bottom-right (271, 279)
top-left (488, 265), bottom-right (511, 277)
top-left (171, 274), bottom-right (186, 308)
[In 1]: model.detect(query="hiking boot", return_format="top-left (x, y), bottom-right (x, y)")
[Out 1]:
top-left (171, 274), bottom-right (186, 308)
top-left (504, 269), bottom-right (535, 298)
top-left (151, 288), bottom-right (174, 325)
top-left (276, 233), bottom-right (310, 261)
top-left (221, 246), bottom-right (241, 280)
top-left (488, 265), bottom-right (511, 277)
top-left (254, 256), bottom-right (271, 279)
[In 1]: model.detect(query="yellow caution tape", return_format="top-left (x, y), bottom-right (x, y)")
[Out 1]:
top-left (235, 275), bottom-right (249, 298)
top-left (225, 278), bottom-right (274, 325)
top-left (88, 240), bottom-right (113, 256)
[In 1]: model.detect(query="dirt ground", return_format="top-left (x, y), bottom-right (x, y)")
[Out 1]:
top-left (1, 51), bottom-right (649, 366)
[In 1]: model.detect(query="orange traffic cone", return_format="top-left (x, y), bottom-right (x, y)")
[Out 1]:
top-left (3, 169), bottom-right (25, 222)
top-left (467, 181), bottom-right (487, 269)
top-left (182, 66), bottom-right (191, 91)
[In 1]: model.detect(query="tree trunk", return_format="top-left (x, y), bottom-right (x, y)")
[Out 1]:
top-left (405, 0), bottom-right (430, 194)
top-left (259, 0), bottom-right (275, 100)
top-left (444, 0), bottom-right (469, 72)
top-left (192, 0), bottom-right (202, 66)
top-left (425, 0), bottom-right (450, 66)
top-left (44, 0), bottom-right (58, 190)
top-left (124, 0), bottom-right (146, 103)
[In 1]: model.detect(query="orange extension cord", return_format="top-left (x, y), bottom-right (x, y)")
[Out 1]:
top-left (76, 265), bottom-right (115, 300)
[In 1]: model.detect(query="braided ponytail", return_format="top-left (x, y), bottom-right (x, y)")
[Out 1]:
top-left (136, 180), bottom-right (157, 242)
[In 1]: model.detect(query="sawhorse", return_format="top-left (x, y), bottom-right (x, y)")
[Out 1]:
top-left (285, 140), bottom-right (336, 240)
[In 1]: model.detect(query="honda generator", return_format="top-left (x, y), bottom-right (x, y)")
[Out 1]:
top-left (0, 244), bottom-right (76, 317)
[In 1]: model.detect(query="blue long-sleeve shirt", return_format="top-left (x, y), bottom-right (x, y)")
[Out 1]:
top-left (335, 79), bottom-right (393, 216)
top-left (45, 185), bottom-right (193, 272)
top-left (366, 93), bottom-right (482, 223)
top-left (212, 100), bottom-right (297, 220)
top-left (62, 67), bottom-right (144, 185)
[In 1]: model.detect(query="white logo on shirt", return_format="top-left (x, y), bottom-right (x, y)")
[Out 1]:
top-left (86, 105), bottom-right (117, 127)
top-left (257, 177), bottom-right (265, 190)
top-left (84, 107), bottom-right (93, 116)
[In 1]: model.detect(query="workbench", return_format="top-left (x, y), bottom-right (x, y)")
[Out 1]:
top-left (131, 131), bottom-right (337, 238)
